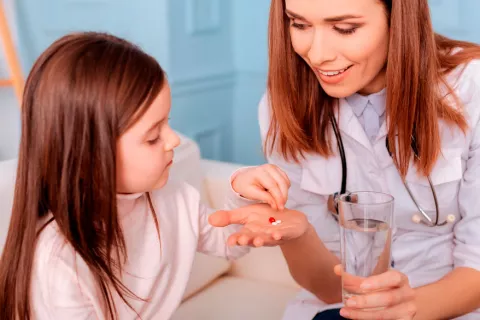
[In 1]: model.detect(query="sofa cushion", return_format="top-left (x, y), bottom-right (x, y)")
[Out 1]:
top-left (172, 276), bottom-right (300, 320)
top-left (0, 158), bottom-right (17, 254)
top-left (229, 246), bottom-right (300, 289)
top-left (182, 252), bottom-right (231, 301)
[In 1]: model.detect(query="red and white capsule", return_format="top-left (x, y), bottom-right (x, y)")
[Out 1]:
top-left (269, 217), bottom-right (282, 226)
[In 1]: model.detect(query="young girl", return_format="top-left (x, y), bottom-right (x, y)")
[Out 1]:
top-left (0, 32), bottom-right (309, 319)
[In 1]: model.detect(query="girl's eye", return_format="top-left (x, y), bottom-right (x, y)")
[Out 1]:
top-left (147, 136), bottom-right (160, 145)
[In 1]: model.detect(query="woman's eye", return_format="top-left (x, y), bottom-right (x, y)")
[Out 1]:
top-left (290, 20), bottom-right (309, 30)
top-left (334, 26), bottom-right (358, 35)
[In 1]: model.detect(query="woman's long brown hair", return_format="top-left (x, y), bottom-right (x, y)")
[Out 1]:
top-left (266, 0), bottom-right (480, 178)
top-left (0, 32), bottom-right (165, 319)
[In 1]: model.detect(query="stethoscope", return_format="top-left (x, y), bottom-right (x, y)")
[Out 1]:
top-left (329, 113), bottom-right (456, 227)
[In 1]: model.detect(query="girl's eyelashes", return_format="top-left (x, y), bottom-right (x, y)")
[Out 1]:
top-left (147, 136), bottom-right (160, 145)
top-left (146, 118), bottom-right (171, 145)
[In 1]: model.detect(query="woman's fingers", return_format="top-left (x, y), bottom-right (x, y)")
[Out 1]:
top-left (255, 168), bottom-right (284, 210)
top-left (335, 266), bottom-right (409, 293)
top-left (244, 186), bottom-right (278, 209)
top-left (231, 164), bottom-right (291, 209)
top-left (360, 269), bottom-right (408, 291)
top-left (341, 300), bottom-right (417, 320)
top-left (337, 268), bottom-right (416, 320)
top-left (262, 165), bottom-right (290, 209)
top-left (345, 285), bottom-right (416, 309)
top-left (334, 265), bottom-right (366, 295)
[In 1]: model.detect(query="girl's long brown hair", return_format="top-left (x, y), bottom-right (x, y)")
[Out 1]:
top-left (0, 32), bottom-right (165, 319)
top-left (266, 0), bottom-right (480, 178)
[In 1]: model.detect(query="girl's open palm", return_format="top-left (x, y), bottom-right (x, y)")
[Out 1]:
top-left (209, 204), bottom-right (310, 247)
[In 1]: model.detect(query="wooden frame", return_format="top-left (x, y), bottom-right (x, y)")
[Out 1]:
top-left (0, 1), bottom-right (23, 104)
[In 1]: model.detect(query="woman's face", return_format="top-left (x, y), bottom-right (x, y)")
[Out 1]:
top-left (285, 0), bottom-right (389, 97)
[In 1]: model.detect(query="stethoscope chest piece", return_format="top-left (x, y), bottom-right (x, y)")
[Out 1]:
top-left (328, 113), bottom-right (457, 228)
top-left (411, 212), bottom-right (456, 226)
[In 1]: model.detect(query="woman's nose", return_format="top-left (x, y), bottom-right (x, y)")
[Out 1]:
top-left (307, 30), bottom-right (337, 66)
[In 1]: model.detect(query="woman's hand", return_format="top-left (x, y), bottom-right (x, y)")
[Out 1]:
top-left (208, 203), bottom-right (310, 247)
top-left (335, 265), bottom-right (417, 320)
top-left (231, 164), bottom-right (291, 210)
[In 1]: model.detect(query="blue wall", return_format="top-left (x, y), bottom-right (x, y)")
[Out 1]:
top-left (167, 0), bottom-right (236, 162)
top-left (16, 0), bottom-right (169, 72)
top-left (14, 0), bottom-right (480, 165)
top-left (232, 0), bottom-right (270, 165)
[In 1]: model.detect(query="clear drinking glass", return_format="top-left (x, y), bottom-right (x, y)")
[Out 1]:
top-left (338, 191), bottom-right (394, 304)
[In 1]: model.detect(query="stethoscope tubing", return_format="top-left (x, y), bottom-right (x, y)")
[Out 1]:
top-left (329, 114), bottom-right (447, 227)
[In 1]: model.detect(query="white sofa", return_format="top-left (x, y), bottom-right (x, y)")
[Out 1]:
top-left (0, 134), bottom-right (300, 319)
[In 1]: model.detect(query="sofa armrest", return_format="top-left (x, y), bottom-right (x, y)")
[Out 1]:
top-left (200, 159), bottom-right (242, 210)
top-left (229, 246), bottom-right (300, 289)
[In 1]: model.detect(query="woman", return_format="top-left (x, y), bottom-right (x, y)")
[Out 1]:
top-left (214, 0), bottom-right (480, 319)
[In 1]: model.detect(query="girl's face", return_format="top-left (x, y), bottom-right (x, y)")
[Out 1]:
top-left (285, 0), bottom-right (389, 97)
top-left (116, 83), bottom-right (180, 194)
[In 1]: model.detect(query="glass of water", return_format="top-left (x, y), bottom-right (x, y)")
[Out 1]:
top-left (337, 191), bottom-right (394, 304)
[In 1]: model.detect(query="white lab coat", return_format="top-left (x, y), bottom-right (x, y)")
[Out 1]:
top-left (256, 60), bottom-right (480, 320)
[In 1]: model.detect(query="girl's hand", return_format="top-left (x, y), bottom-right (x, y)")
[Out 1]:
top-left (231, 164), bottom-right (290, 210)
top-left (335, 265), bottom-right (417, 320)
top-left (208, 203), bottom-right (310, 247)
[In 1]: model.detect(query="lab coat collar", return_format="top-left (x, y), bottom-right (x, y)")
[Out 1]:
top-left (336, 98), bottom-right (375, 153)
